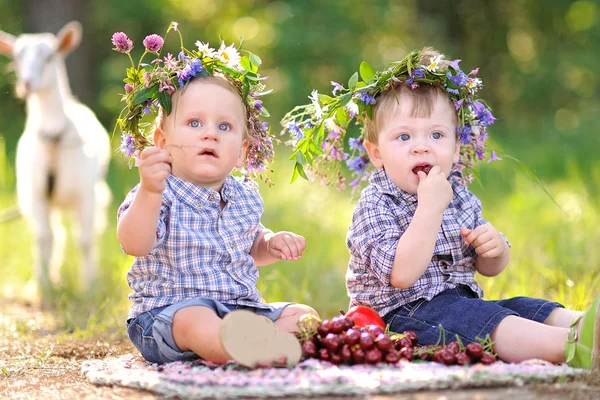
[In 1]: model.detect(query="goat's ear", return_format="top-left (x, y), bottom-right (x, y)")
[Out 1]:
top-left (0, 31), bottom-right (15, 57)
top-left (56, 21), bottom-right (82, 55)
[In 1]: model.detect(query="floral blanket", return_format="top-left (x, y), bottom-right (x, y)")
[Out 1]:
top-left (82, 355), bottom-right (585, 399)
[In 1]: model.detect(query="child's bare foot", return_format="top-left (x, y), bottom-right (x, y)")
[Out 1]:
top-left (219, 310), bottom-right (302, 368)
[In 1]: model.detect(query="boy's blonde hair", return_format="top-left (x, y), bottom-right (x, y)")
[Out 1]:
top-left (155, 75), bottom-right (248, 137)
top-left (364, 48), bottom-right (458, 144)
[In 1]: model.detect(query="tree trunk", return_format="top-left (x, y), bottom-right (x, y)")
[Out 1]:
top-left (23, 0), bottom-right (92, 106)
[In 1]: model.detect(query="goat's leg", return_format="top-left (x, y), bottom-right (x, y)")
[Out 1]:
top-left (29, 199), bottom-right (54, 308)
top-left (49, 209), bottom-right (66, 285)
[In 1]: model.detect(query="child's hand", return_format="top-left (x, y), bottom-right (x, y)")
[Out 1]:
top-left (460, 223), bottom-right (507, 258)
top-left (138, 147), bottom-right (172, 194)
top-left (265, 231), bottom-right (306, 261)
top-left (416, 166), bottom-right (453, 213)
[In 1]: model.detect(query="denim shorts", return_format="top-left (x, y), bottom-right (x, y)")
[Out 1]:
top-left (383, 285), bottom-right (563, 346)
top-left (126, 298), bottom-right (292, 364)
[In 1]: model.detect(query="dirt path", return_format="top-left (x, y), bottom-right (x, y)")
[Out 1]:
top-left (1, 300), bottom-right (599, 400)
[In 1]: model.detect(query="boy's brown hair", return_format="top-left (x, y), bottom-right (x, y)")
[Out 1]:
top-left (363, 47), bottom-right (458, 144)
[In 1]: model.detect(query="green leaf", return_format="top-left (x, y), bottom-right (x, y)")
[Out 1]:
top-left (366, 104), bottom-right (373, 120)
top-left (133, 87), bottom-right (152, 105)
top-left (316, 123), bottom-right (325, 142)
top-left (295, 151), bottom-right (306, 165)
top-left (317, 93), bottom-right (334, 104)
top-left (240, 55), bottom-right (253, 72)
top-left (359, 61), bottom-right (375, 83)
top-left (260, 106), bottom-right (270, 118)
top-left (348, 72), bottom-right (359, 90)
top-left (291, 162), bottom-right (308, 183)
top-left (356, 81), bottom-right (366, 89)
top-left (249, 52), bottom-right (262, 67)
top-left (157, 90), bottom-right (172, 115)
top-left (338, 93), bottom-right (352, 107)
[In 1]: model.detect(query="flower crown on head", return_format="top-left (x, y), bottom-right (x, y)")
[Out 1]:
top-left (280, 48), bottom-right (500, 190)
top-left (112, 22), bottom-right (275, 182)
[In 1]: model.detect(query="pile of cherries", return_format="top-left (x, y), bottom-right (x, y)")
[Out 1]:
top-left (297, 306), bottom-right (497, 366)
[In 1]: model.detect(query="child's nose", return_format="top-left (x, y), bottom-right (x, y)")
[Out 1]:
top-left (201, 127), bottom-right (218, 141)
top-left (411, 144), bottom-right (430, 154)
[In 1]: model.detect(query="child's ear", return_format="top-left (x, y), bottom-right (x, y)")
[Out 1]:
top-left (153, 126), bottom-right (167, 148)
top-left (453, 139), bottom-right (460, 164)
top-left (235, 139), bottom-right (249, 169)
top-left (364, 139), bottom-right (383, 169)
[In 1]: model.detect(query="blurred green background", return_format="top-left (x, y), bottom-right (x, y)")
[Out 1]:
top-left (0, 0), bottom-right (599, 332)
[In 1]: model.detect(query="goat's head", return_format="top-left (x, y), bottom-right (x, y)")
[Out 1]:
top-left (0, 21), bottom-right (82, 99)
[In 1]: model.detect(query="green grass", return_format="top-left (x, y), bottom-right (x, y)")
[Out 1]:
top-left (1, 134), bottom-right (599, 338)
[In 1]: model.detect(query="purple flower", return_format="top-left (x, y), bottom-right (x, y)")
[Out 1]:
top-left (448, 71), bottom-right (468, 87)
top-left (346, 156), bottom-right (367, 175)
top-left (359, 90), bottom-right (376, 105)
top-left (177, 58), bottom-right (204, 87)
top-left (120, 133), bottom-right (136, 157)
top-left (350, 179), bottom-right (361, 188)
top-left (476, 148), bottom-right (486, 160)
top-left (487, 150), bottom-right (502, 163)
top-left (457, 125), bottom-right (472, 144)
top-left (412, 68), bottom-right (425, 78)
top-left (446, 86), bottom-right (459, 95)
top-left (287, 122), bottom-right (303, 140)
top-left (111, 32), bottom-right (133, 53)
top-left (124, 83), bottom-right (133, 93)
top-left (262, 121), bottom-right (269, 131)
top-left (143, 34), bottom-right (164, 53)
top-left (254, 100), bottom-right (263, 111)
top-left (454, 99), bottom-right (464, 111)
top-left (449, 59), bottom-right (462, 70)
top-left (331, 81), bottom-right (343, 95)
top-left (470, 68), bottom-right (479, 75)
top-left (348, 137), bottom-right (365, 152)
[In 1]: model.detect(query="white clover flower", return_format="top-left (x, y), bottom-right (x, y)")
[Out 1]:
top-left (426, 55), bottom-right (443, 72)
top-left (195, 41), bottom-right (216, 58)
top-left (345, 101), bottom-right (359, 118)
top-left (216, 41), bottom-right (241, 68)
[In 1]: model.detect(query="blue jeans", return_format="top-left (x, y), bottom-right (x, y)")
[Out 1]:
top-left (383, 285), bottom-right (563, 345)
top-left (127, 297), bottom-right (292, 364)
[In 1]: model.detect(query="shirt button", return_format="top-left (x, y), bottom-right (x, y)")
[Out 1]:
top-left (209, 194), bottom-right (217, 201)
top-left (230, 241), bottom-right (236, 249)
top-left (196, 201), bottom-right (202, 208)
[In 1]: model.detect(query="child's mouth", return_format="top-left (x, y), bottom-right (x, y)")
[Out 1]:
top-left (412, 164), bottom-right (432, 175)
top-left (198, 149), bottom-right (218, 158)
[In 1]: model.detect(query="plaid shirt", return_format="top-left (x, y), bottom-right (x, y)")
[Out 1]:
top-left (118, 174), bottom-right (272, 320)
top-left (346, 169), bottom-right (507, 318)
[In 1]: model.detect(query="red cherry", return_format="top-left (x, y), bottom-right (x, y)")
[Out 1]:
top-left (329, 352), bottom-right (342, 365)
top-left (317, 320), bottom-right (331, 336)
top-left (440, 348), bottom-right (456, 365)
top-left (343, 328), bottom-right (360, 346)
top-left (345, 306), bottom-right (386, 329)
top-left (375, 333), bottom-right (394, 352)
top-left (352, 346), bottom-right (365, 363)
top-left (399, 346), bottom-right (414, 361)
top-left (340, 344), bottom-right (353, 363)
top-left (404, 330), bottom-right (419, 346)
top-left (385, 349), bottom-right (400, 364)
top-left (365, 348), bottom-right (382, 364)
top-left (397, 336), bottom-right (412, 350)
top-left (329, 317), bottom-right (345, 334)
top-left (466, 342), bottom-right (484, 360)
top-left (446, 341), bottom-right (460, 355)
top-left (318, 348), bottom-right (330, 361)
top-left (455, 352), bottom-right (470, 365)
top-left (322, 333), bottom-right (340, 352)
top-left (301, 340), bottom-right (317, 358)
top-left (359, 332), bottom-right (375, 350)
top-left (480, 352), bottom-right (497, 365)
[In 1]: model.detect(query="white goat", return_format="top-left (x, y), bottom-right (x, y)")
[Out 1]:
top-left (0, 21), bottom-right (111, 307)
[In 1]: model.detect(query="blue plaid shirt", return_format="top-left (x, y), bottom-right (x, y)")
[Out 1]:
top-left (118, 174), bottom-right (272, 320)
top-left (346, 169), bottom-right (506, 318)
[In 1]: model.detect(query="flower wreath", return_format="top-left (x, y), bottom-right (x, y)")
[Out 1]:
top-left (280, 48), bottom-right (500, 189)
top-left (112, 22), bottom-right (274, 182)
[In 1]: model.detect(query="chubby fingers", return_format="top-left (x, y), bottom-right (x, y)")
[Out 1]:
top-left (271, 233), bottom-right (306, 261)
top-left (461, 224), bottom-right (490, 246)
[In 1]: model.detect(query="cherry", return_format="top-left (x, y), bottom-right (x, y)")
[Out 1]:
top-left (343, 328), bottom-right (360, 346)
top-left (404, 330), bottom-right (419, 346)
top-left (396, 336), bottom-right (413, 350)
top-left (466, 342), bottom-right (484, 360)
top-left (301, 340), bottom-right (317, 358)
top-left (343, 316), bottom-right (355, 330)
top-left (399, 346), bottom-right (414, 361)
top-left (365, 348), bottom-right (382, 364)
top-left (340, 344), bottom-right (353, 363)
top-left (322, 333), bottom-right (340, 352)
top-left (352, 346), bottom-right (366, 363)
top-left (480, 352), bottom-right (497, 365)
top-left (329, 317), bottom-right (345, 334)
top-left (359, 332), bottom-right (375, 350)
top-left (375, 333), bottom-right (394, 352)
top-left (318, 348), bottom-right (330, 361)
top-left (446, 341), bottom-right (460, 355)
top-left (432, 349), bottom-right (445, 364)
top-left (317, 320), bottom-right (331, 336)
top-left (455, 352), bottom-right (471, 365)
top-left (329, 352), bottom-right (342, 365)
top-left (440, 348), bottom-right (456, 365)
top-left (385, 349), bottom-right (400, 364)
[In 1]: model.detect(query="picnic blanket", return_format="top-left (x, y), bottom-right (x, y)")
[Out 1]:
top-left (82, 355), bottom-right (586, 398)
